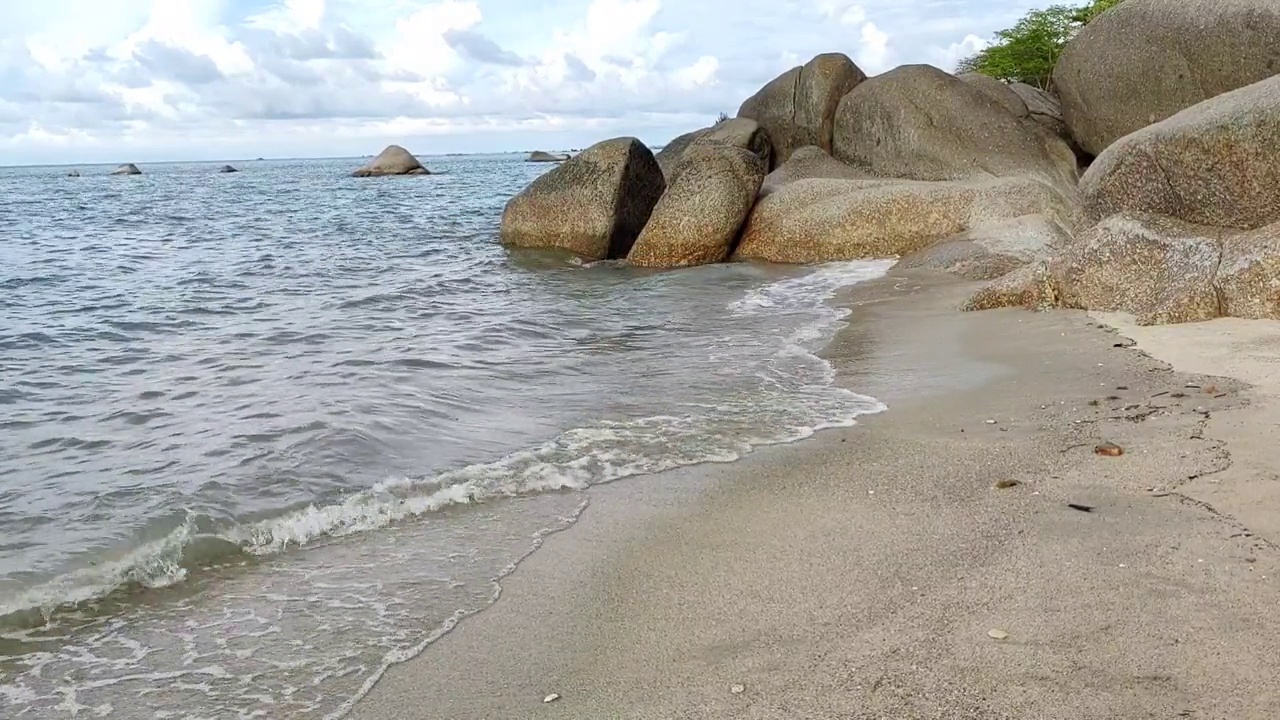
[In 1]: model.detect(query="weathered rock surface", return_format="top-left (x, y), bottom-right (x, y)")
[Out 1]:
top-left (734, 174), bottom-right (1070, 264)
top-left (1054, 0), bottom-right (1280, 157)
top-left (1081, 74), bottom-right (1280, 231)
top-left (500, 137), bottom-right (665, 260)
top-left (958, 73), bottom-right (1029, 119)
top-left (897, 214), bottom-right (1070, 280)
top-left (1218, 223), bottom-right (1280, 319)
top-left (527, 151), bottom-right (569, 162)
top-left (737, 53), bottom-right (865, 166)
top-left (831, 64), bottom-right (1076, 185)
top-left (352, 145), bottom-right (429, 177)
top-left (1009, 83), bottom-right (1072, 141)
top-left (759, 145), bottom-right (875, 197)
top-left (111, 163), bottom-right (142, 175)
top-left (219, 165), bottom-right (239, 173)
top-left (960, 263), bottom-right (1058, 312)
top-left (628, 145), bottom-right (766, 268)
top-left (1052, 213), bottom-right (1225, 325)
top-left (654, 118), bottom-right (771, 181)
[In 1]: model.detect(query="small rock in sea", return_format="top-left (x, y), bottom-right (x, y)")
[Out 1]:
top-left (1094, 442), bottom-right (1124, 457)
top-left (730, 684), bottom-right (746, 695)
top-left (993, 479), bottom-right (1020, 490)
top-left (219, 164), bottom-right (239, 173)
top-left (543, 693), bottom-right (561, 704)
top-left (988, 629), bottom-right (1009, 640)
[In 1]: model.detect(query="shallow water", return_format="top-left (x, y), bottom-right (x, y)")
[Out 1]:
top-left (0, 155), bottom-right (890, 717)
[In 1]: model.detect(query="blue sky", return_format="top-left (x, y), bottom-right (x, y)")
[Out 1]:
top-left (0, 0), bottom-right (1037, 165)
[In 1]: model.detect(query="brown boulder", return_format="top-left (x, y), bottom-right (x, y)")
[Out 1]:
top-left (353, 145), bottom-right (429, 176)
top-left (897, 214), bottom-right (1070, 281)
top-left (734, 175), bottom-right (1070, 264)
top-left (1218, 223), bottom-right (1280, 319)
top-left (1054, 0), bottom-right (1280, 156)
top-left (499, 137), bottom-right (665, 260)
top-left (1080, 74), bottom-right (1280, 231)
top-left (628, 145), bottom-right (766, 268)
top-left (654, 118), bottom-right (771, 181)
top-left (737, 53), bottom-right (866, 166)
top-left (831, 64), bottom-right (1076, 186)
top-left (1051, 213), bottom-right (1225, 325)
top-left (960, 263), bottom-right (1058, 312)
top-left (758, 145), bottom-right (876, 197)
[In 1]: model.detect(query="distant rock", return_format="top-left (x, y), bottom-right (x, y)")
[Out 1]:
top-left (352, 145), bottom-right (429, 177)
top-left (500, 137), bottom-right (665, 260)
top-left (66, 170), bottom-right (80, 177)
top-left (653, 118), bottom-right (771, 182)
top-left (738, 53), bottom-right (866, 166)
top-left (527, 151), bottom-right (569, 163)
top-left (1054, 0), bottom-right (1280, 156)
top-left (957, 73), bottom-right (1029, 119)
top-left (219, 165), bottom-right (239, 173)
top-left (831, 64), bottom-right (1076, 186)
top-left (628, 144), bottom-right (766, 268)
top-left (110, 163), bottom-right (142, 175)
top-left (734, 174), bottom-right (1070, 264)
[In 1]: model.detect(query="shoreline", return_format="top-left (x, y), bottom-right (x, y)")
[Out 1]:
top-left (352, 270), bottom-right (1280, 719)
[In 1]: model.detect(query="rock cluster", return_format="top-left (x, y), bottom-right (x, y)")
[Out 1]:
top-left (497, 0), bottom-right (1280, 320)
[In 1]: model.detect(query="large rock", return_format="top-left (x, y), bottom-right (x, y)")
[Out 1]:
top-left (654, 118), bottom-right (771, 181)
top-left (958, 73), bottom-right (1029, 119)
top-left (353, 145), bottom-right (429, 177)
top-left (831, 64), bottom-right (1076, 185)
top-left (499, 137), bottom-right (665, 260)
top-left (1218, 222), bottom-right (1280, 319)
top-left (897, 214), bottom-right (1070, 280)
top-left (1054, 0), bottom-right (1280, 157)
top-left (1051, 213), bottom-right (1225, 325)
top-left (960, 263), bottom-right (1058, 312)
top-left (110, 163), bottom-right (141, 175)
top-left (737, 53), bottom-right (866, 166)
top-left (1009, 83), bottom-right (1072, 143)
top-left (758, 145), bottom-right (876, 197)
top-left (628, 145), bottom-right (766, 268)
top-left (734, 175), bottom-right (1070, 264)
top-left (1080, 74), bottom-right (1280, 230)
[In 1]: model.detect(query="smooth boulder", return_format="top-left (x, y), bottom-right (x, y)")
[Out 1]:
top-left (737, 53), bottom-right (866, 166)
top-left (831, 64), bottom-right (1076, 185)
top-left (1009, 83), bottom-right (1073, 145)
top-left (219, 165), bottom-right (239, 173)
top-left (734, 175), bottom-right (1070, 264)
top-left (759, 145), bottom-right (876, 197)
top-left (654, 118), bottom-right (771, 181)
top-left (527, 151), bottom-right (569, 163)
top-left (1054, 0), bottom-right (1280, 156)
top-left (499, 137), bottom-right (665, 260)
top-left (352, 145), bottom-right (429, 177)
top-left (958, 73), bottom-right (1029, 119)
top-left (1080, 74), bottom-right (1280, 230)
top-left (897, 214), bottom-right (1069, 281)
top-left (111, 163), bottom-right (142, 175)
top-left (628, 145), bottom-right (766, 268)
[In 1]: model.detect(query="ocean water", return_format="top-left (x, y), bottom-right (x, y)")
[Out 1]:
top-left (0, 155), bottom-right (892, 718)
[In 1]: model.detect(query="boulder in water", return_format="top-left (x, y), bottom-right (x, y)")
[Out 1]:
top-left (111, 163), bottom-right (142, 175)
top-left (499, 136), bottom-right (666, 260)
top-left (66, 170), bottom-right (81, 177)
top-left (527, 151), bottom-right (569, 163)
top-left (628, 144), bottom-right (767, 268)
top-left (653, 118), bottom-right (771, 182)
top-left (352, 145), bottom-right (429, 177)
top-left (219, 165), bottom-right (239, 173)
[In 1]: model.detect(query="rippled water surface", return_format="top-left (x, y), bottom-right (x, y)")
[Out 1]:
top-left (0, 156), bottom-right (890, 717)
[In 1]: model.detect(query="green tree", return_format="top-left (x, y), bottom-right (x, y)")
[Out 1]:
top-left (957, 0), bottom-right (1126, 90)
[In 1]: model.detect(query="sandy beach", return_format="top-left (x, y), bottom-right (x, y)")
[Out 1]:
top-left (353, 270), bottom-right (1280, 720)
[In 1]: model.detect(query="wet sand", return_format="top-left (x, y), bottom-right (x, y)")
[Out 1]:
top-left (352, 270), bottom-right (1280, 720)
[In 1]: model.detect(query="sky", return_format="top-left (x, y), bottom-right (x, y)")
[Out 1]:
top-left (0, 0), bottom-right (1038, 165)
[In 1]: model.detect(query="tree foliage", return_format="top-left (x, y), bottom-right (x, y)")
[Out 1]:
top-left (957, 0), bottom-right (1126, 90)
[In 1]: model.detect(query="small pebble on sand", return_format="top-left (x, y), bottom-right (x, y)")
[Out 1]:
top-left (988, 629), bottom-right (1009, 640)
top-left (1095, 442), bottom-right (1124, 457)
top-left (544, 693), bottom-right (560, 703)
top-left (731, 684), bottom-right (745, 695)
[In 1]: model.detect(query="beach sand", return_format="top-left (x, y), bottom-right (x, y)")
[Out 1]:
top-left (352, 270), bottom-right (1280, 720)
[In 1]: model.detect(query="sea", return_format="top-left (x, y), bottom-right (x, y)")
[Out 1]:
top-left (0, 154), bottom-right (892, 718)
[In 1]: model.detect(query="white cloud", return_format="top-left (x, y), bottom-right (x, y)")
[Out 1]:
top-left (0, 0), bottom-right (1037, 164)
